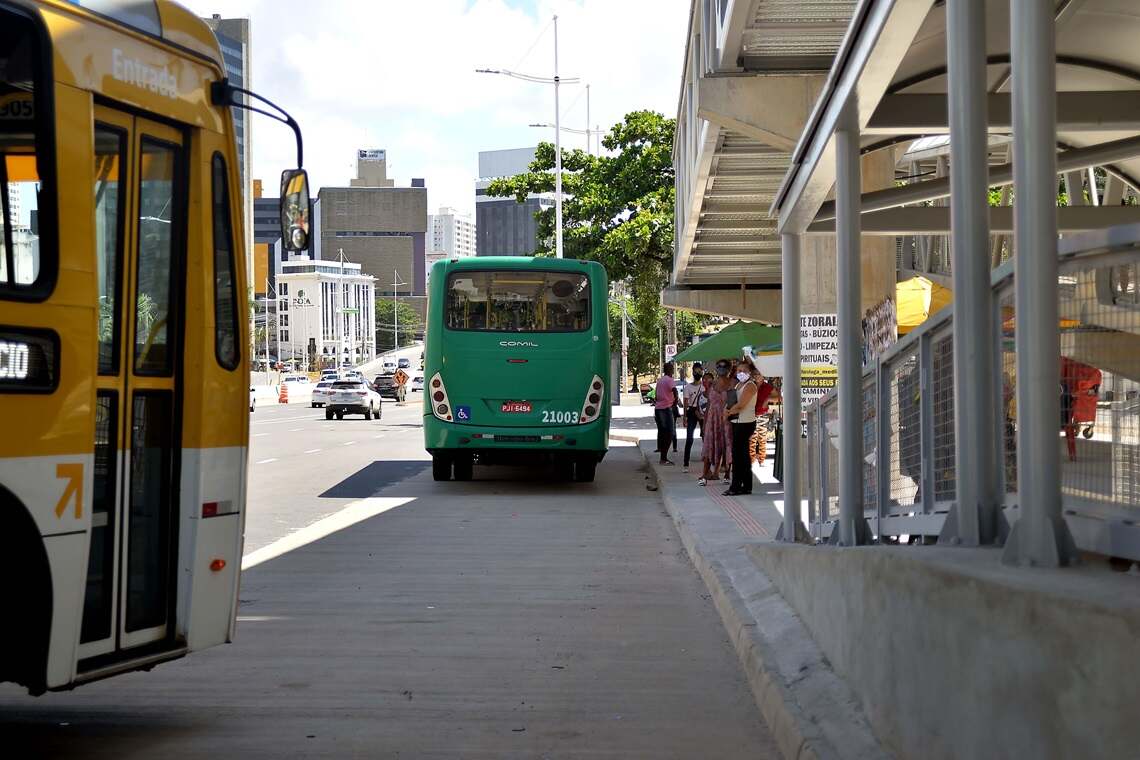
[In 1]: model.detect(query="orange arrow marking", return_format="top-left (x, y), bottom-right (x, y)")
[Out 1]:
top-left (55, 463), bottom-right (83, 520)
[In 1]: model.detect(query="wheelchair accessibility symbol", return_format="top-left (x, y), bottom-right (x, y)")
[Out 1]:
top-left (456, 405), bottom-right (471, 421)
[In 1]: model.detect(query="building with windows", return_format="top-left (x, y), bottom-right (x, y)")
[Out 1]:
top-left (428, 206), bottom-right (476, 259)
top-left (275, 257), bottom-right (376, 368)
top-left (318, 151), bottom-right (427, 298)
top-left (475, 147), bottom-right (552, 256)
top-left (202, 15), bottom-right (253, 287)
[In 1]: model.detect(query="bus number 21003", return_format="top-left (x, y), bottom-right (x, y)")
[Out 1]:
top-left (542, 410), bottom-right (580, 424)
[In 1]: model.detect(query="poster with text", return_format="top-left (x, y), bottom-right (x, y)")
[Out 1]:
top-left (801, 313), bottom-right (838, 401)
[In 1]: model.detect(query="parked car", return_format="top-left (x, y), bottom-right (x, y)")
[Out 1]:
top-left (410, 374), bottom-right (424, 392)
top-left (325, 380), bottom-right (383, 420)
top-left (397, 357), bottom-right (411, 369)
top-left (311, 380), bottom-right (335, 408)
top-left (250, 386), bottom-right (256, 413)
top-left (372, 373), bottom-right (406, 402)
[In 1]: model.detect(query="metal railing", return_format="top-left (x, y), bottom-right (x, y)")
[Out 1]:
top-left (806, 226), bottom-right (1140, 561)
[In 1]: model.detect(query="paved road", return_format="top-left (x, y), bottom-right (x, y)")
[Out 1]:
top-left (1, 400), bottom-right (778, 758)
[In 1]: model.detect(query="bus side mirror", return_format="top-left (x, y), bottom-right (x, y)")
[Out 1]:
top-left (280, 168), bottom-right (310, 252)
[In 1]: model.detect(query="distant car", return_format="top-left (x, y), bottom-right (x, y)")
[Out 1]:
top-left (250, 386), bottom-right (256, 413)
top-left (380, 360), bottom-right (397, 374)
top-left (311, 380), bottom-right (335, 408)
top-left (397, 357), bottom-right (411, 369)
top-left (320, 370), bottom-right (339, 382)
top-left (325, 380), bottom-right (383, 420)
top-left (410, 374), bottom-right (424, 392)
top-left (372, 373), bottom-right (406, 402)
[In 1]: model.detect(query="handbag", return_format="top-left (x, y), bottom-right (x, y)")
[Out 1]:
top-left (725, 387), bottom-right (739, 421)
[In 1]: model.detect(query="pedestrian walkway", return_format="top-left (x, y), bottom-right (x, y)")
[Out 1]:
top-left (635, 437), bottom-right (888, 760)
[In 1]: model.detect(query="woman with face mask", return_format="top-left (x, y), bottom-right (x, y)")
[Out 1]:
top-left (722, 355), bottom-right (760, 496)
top-left (698, 359), bottom-right (733, 486)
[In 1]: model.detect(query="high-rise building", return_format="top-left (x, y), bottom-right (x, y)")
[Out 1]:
top-left (428, 206), bottom-right (476, 259)
top-left (203, 15), bottom-right (254, 290)
top-left (475, 147), bottom-right (553, 257)
top-left (318, 151), bottom-right (427, 298)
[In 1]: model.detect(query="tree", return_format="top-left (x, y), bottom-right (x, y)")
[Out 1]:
top-left (375, 298), bottom-right (422, 351)
top-left (488, 109), bottom-right (686, 380)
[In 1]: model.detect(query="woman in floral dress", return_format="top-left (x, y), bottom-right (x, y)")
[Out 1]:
top-left (699, 360), bottom-right (733, 486)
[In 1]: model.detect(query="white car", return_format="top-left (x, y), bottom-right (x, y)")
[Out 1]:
top-left (380, 360), bottom-right (397, 374)
top-left (311, 380), bottom-right (335, 408)
top-left (410, 374), bottom-right (424, 392)
top-left (325, 380), bottom-right (383, 420)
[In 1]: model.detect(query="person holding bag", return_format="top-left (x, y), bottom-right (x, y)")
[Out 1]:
top-left (722, 355), bottom-right (760, 496)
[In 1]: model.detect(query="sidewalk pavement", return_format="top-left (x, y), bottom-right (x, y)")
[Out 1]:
top-left (633, 436), bottom-right (888, 760)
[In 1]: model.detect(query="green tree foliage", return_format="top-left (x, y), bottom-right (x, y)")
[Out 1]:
top-left (375, 299), bottom-right (422, 351)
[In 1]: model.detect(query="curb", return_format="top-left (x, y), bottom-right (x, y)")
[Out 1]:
top-left (608, 433), bottom-right (643, 445)
top-left (633, 443), bottom-right (888, 760)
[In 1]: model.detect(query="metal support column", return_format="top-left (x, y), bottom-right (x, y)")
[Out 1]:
top-left (778, 233), bottom-right (811, 543)
top-left (1003, 0), bottom-right (1078, 566)
top-left (833, 97), bottom-right (872, 546)
top-left (941, 0), bottom-right (1003, 546)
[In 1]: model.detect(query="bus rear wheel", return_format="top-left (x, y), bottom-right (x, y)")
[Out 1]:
top-left (574, 458), bottom-right (597, 483)
top-left (432, 454), bottom-right (452, 481)
top-left (453, 456), bottom-right (474, 482)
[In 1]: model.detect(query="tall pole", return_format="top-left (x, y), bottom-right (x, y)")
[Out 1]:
top-left (393, 269), bottom-right (399, 353)
top-left (942, 0), bottom-right (1000, 546)
top-left (779, 233), bottom-right (807, 542)
top-left (585, 83), bottom-right (591, 155)
top-left (621, 287), bottom-right (629, 397)
top-left (553, 14), bottom-right (564, 259)
top-left (263, 276), bottom-right (270, 385)
top-left (1003, 0), bottom-right (1077, 566)
top-left (337, 248), bottom-right (345, 367)
top-left (835, 96), bottom-right (869, 546)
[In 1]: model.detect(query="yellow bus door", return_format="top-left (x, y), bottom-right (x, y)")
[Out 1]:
top-left (79, 107), bottom-right (186, 662)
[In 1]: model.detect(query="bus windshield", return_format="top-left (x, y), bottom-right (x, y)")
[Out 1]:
top-left (445, 270), bottom-right (590, 333)
top-left (0, 12), bottom-right (48, 291)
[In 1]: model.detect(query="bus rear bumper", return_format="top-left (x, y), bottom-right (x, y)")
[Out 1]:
top-left (424, 417), bottom-right (609, 460)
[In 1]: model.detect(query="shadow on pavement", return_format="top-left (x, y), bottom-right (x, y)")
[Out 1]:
top-left (318, 460), bottom-right (431, 498)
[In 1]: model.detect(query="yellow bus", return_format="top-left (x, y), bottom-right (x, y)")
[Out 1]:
top-left (0, 0), bottom-right (309, 694)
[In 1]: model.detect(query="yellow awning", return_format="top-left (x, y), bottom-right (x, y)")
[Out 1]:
top-left (897, 276), bottom-right (953, 334)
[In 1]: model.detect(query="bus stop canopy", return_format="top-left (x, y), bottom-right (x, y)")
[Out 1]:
top-left (674, 321), bottom-right (781, 364)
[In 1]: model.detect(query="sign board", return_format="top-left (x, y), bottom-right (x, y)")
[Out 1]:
top-left (357, 149), bottom-right (386, 161)
top-left (664, 343), bottom-right (677, 361)
top-left (801, 313), bottom-right (839, 401)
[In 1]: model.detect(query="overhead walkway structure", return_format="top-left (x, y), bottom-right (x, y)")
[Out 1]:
top-left (669, 2), bottom-right (1140, 758)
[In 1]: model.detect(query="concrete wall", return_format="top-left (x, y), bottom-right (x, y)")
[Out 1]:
top-left (319, 186), bottom-right (428, 295)
top-left (750, 543), bottom-right (1140, 760)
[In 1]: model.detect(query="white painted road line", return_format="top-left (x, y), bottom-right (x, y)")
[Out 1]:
top-left (304, 448), bottom-right (321, 454)
top-left (253, 433), bottom-right (269, 438)
top-left (251, 415), bottom-right (322, 426)
top-left (373, 434), bottom-right (385, 439)
top-left (256, 458), bottom-right (278, 464)
top-left (343, 441), bottom-right (357, 447)
top-left (289, 428), bottom-right (303, 432)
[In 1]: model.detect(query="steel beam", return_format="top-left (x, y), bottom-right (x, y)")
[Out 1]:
top-left (1003, 0), bottom-right (1078, 567)
top-left (834, 97), bottom-right (871, 547)
top-left (778, 233), bottom-right (810, 543)
top-left (865, 91), bottom-right (1140, 134)
top-left (805, 202), bottom-right (1140, 234)
top-left (939, 0), bottom-right (1001, 548)
top-left (813, 134), bottom-right (1140, 221)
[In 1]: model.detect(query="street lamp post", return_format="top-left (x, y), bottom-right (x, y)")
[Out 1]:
top-left (476, 15), bottom-right (579, 259)
top-left (392, 269), bottom-right (407, 353)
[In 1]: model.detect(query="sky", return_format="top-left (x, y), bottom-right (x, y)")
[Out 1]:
top-left (183, 0), bottom-right (690, 218)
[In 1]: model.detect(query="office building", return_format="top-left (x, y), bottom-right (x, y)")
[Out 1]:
top-left (202, 15), bottom-right (254, 287)
top-left (318, 151), bottom-right (427, 297)
top-left (428, 206), bottom-right (476, 259)
top-left (275, 257), bottom-right (377, 367)
top-left (475, 147), bottom-right (553, 256)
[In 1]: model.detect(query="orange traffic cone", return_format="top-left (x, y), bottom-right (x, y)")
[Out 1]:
top-left (278, 383), bottom-right (289, 404)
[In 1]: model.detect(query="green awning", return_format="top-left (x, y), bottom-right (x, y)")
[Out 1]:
top-left (673, 320), bottom-right (781, 364)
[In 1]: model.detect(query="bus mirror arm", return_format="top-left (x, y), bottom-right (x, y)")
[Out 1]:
top-left (211, 79), bottom-right (304, 168)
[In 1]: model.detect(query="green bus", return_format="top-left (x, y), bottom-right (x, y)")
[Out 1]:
top-left (423, 257), bottom-right (611, 482)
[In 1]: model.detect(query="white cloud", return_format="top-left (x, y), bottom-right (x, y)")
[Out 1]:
top-left (183, 0), bottom-right (689, 217)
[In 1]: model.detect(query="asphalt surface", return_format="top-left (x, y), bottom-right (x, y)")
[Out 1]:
top-left (1, 398), bottom-right (779, 758)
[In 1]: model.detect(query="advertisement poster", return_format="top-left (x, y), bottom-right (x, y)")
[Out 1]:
top-left (801, 313), bottom-right (838, 401)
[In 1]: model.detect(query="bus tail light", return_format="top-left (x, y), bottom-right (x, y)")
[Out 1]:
top-left (579, 375), bottom-right (604, 424)
top-left (430, 372), bottom-right (454, 421)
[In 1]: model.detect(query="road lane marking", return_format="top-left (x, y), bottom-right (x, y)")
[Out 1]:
top-left (256, 458), bottom-right (278, 464)
top-left (343, 441), bottom-right (357, 446)
top-left (289, 428), bottom-right (303, 432)
top-left (242, 497), bottom-right (415, 570)
top-left (251, 415), bottom-right (322, 426)
top-left (253, 433), bottom-right (269, 438)
top-left (373, 434), bottom-right (385, 439)
top-left (304, 448), bottom-right (321, 454)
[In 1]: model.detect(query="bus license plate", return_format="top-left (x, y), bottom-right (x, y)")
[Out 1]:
top-left (501, 401), bottom-right (532, 413)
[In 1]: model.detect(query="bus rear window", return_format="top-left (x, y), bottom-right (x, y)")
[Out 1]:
top-left (445, 270), bottom-right (590, 333)
top-left (0, 10), bottom-right (54, 298)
